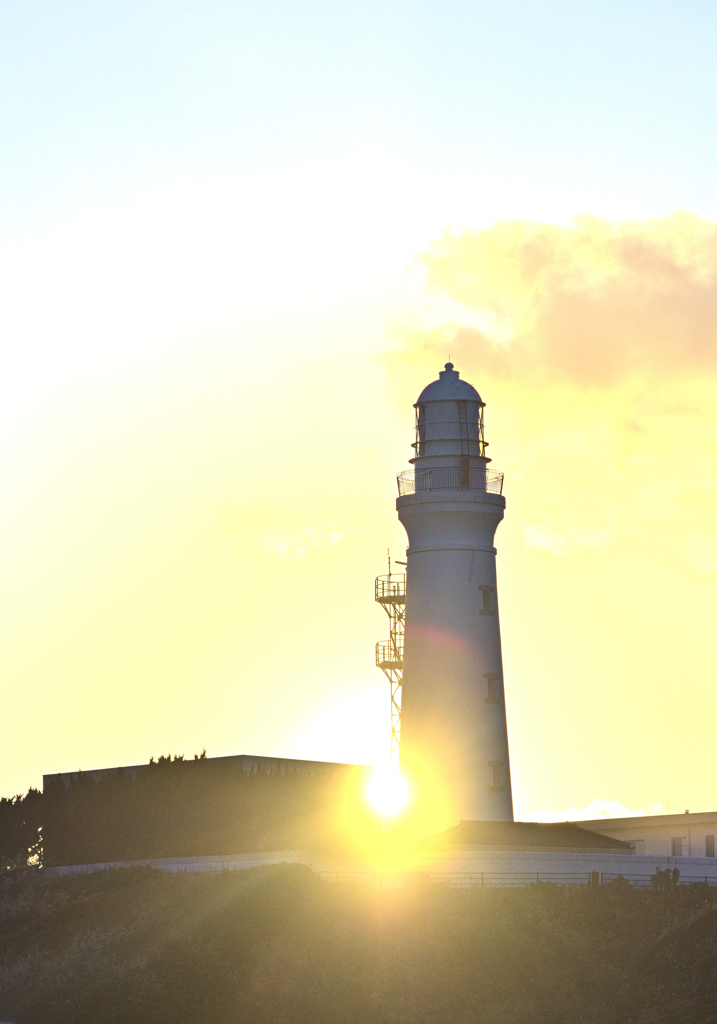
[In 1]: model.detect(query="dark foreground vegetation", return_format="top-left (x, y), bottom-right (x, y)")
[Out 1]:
top-left (0, 789), bottom-right (42, 870)
top-left (2, 865), bottom-right (717, 1024)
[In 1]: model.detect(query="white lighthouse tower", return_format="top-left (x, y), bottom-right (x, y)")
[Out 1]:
top-left (397, 363), bottom-right (513, 828)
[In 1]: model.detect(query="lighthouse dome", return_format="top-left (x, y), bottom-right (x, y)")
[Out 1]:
top-left (416, 363), bottom-right (483, 406)
top-left (412, 363), bottom-right (488, 462)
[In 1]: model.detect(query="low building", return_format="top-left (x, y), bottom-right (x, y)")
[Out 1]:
top-left (42, 753), bottom-right (373, 868)
top-left (50, 819), bottom-right (717, 888)
top-left (581, 811), bottom-right (717, 858)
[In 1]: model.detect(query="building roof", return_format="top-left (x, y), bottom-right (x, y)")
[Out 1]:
top-left (580, 810), bottom-right (717, 831)
top-left (43, 754), bottom-right (368, 792)
top-left (414, 819), bottom-right (634, 854)
top-left (416, 363), bottom-right (484, 406)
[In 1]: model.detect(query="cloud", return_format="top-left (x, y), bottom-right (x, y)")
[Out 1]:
top-left (524, 797), bottom-right (666, 823)
top-left (261, 521), bottom-right (348, 563)
top-left (523, 523), bottom-right (612, 555)
top-left (403, 211), bottom-right (717, 387)
top-left (684, 533), bottom-right (717, 575)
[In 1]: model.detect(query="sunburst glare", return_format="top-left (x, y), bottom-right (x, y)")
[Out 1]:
top-left (366, 769), bottom-right (408, 817)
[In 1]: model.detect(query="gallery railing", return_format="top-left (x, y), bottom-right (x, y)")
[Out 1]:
top-left (375, 638), bottom-right (404, 670)
top-left (397, 467), bottom-right (504, 496)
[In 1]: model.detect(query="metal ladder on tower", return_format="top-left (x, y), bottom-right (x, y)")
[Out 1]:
top-left (375, 558), bottom-right (406, 769)
top-left (458, 400), bottom-right (470, 487)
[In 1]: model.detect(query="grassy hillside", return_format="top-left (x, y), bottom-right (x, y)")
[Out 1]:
top-left (2, 865), bottom-right (717, 1024)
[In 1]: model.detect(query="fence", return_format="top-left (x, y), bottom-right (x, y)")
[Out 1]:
top-left (317, 870), bottom-right (717, 889)
top-left (376, 639), bottom-right (403, 668)
top-left (397, 467), bottom-right (504, 496)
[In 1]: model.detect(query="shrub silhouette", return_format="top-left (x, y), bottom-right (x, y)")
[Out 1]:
top-left (0, 788), bottom-right (43, 870)
top-left (652, 867), bottom-right (681, 890)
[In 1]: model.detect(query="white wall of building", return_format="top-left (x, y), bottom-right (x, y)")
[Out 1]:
top-left (581, 811), bottom-right (717, 859)
top-left (49, 846), bottom-right (717, 887)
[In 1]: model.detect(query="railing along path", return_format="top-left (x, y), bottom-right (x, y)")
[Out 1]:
top-left (318, 869), bottom-right (717, 889)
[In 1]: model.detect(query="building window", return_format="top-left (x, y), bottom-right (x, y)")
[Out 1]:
top-left (489, 760), bottom-right (505, 793)
top-left (479, 586), bottom-right (495, 616)
top-left (706, 836), bottom-right (715, 858)
top-left (671, 837), bottom-right (685, 857)
top-left (484, 673), bottom-right (501, 704)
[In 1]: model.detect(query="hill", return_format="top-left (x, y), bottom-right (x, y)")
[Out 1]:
top-left (2, 865), bottom-right (717, 1023)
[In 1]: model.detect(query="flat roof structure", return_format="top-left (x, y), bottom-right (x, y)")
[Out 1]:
top-left (43, 754), bottom-right (367, 791)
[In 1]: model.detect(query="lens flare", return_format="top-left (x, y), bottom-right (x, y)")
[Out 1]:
top-left (367, 769), bottom-right (408, 817)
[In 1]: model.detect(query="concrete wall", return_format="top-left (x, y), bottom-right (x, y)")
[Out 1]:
top-left (48, 846), bottom-right (717, 887)
top-left (398, 490), bottom-right (512, 825)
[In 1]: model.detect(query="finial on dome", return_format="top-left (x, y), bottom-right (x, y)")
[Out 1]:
top-left (416, 366), bottom-right (482, 405)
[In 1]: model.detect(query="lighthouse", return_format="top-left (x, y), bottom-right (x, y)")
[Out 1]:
top-left (397, 363), bottom-right (513, 828)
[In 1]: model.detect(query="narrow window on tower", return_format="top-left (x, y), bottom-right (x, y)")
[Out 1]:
top-left (489, 761), bottom-right (505, 793)
top-left (484, 673), bottom-right (501, 704)
top-left (413, 404), bottom-right (426, 456)
top-left (706, 835), bottom-right (715, 858)
top-left (479, 586), bottom-right (495, 616)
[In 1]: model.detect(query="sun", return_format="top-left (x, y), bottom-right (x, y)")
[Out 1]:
top-left (366, 769), bottom-right (408, 817)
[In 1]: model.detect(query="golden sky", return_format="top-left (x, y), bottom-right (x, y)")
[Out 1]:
top-left (6, 1), bottom-right (717, 822)
top-left (389, 212), bottom-right (717, 819)
top-left (4, 208), bottom-right (717, 822)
